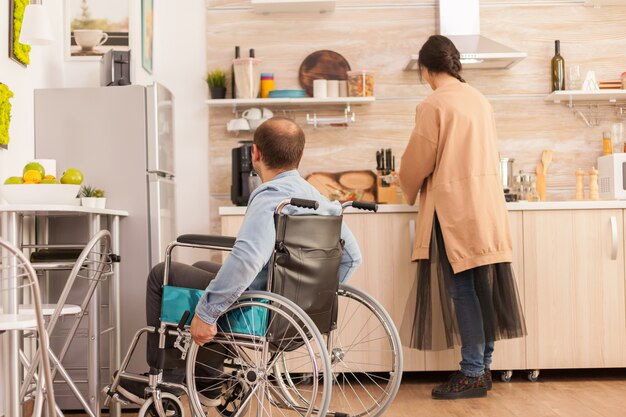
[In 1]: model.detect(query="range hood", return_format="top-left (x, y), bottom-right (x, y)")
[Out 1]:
top-left (405, 0), bottom-right (527, 70)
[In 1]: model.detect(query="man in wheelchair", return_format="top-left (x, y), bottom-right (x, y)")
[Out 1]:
top-left (117, 117), bottom-right (363, 409)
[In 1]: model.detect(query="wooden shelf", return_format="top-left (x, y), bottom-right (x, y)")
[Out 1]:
top-left (545, 89), bottom-right (626, 104)
top-left (206, 97), bottom-right (375, 108)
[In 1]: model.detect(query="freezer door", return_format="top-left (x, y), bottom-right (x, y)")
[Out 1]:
top-left (146, 83), bottom-right (175, 176)
top-left (148, 173), bottom-right (177, 268)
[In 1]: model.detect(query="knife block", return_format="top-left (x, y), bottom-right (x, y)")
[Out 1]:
top-left (376, 173), bottom-right (398, 204)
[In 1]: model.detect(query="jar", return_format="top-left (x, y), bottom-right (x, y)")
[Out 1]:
top-left (603, 131), bottom-right (613, 155)
top-left (260, 73), bottom-right (274, 99)
top-left (233, 58), bottom-right (262, 98)
top-left (622, 72), bottom-right (626, 90)
top-left (347, 70), bottom-right (375, 97)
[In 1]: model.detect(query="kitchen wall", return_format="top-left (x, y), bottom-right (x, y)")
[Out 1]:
top-left (206, 0), bottom-right (626, 233)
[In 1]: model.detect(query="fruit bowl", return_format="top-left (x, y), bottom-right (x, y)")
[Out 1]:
top-left (0, 184), bottom-right (81, 205)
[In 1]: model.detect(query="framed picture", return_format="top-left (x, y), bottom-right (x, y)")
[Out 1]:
top-left (64, 0), bottom-right (129, 61)
top-left (8, 0), bottom-right (31, 67)
top-left (141, 0), bottom-right (154, 74)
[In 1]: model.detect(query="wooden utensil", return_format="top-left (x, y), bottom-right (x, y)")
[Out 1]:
top-left (298, 50), bottom-right (351, 97)
top-left (536, 163), bottom-right (547, 201)
top-left (541, 150), bottom-right (553, 175)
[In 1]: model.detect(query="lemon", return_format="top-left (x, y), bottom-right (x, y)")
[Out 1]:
top-left (23, 170), bottom-right (42, 184)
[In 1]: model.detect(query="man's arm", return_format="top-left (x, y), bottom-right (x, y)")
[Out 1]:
top-left (194, 190), bottom-right (279, 324)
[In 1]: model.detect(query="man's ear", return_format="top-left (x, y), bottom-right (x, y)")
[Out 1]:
top-left (252, 143), bottom-right (261, 162)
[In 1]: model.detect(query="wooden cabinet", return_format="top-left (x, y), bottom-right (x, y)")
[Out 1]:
top-left (341, 213), bottom-right (425, 371)
top-left (524, 209), bottom-right (626, 368)
top-left (222, 207), bottom-right (626, 373)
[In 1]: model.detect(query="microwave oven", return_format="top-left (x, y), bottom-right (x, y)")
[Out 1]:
top-left (598, 154), bottom-right (626, 199)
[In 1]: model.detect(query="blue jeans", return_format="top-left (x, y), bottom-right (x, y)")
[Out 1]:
top-left (443, 267), bottom-right (495, 377)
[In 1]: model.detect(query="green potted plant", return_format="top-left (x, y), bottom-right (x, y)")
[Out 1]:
top-left (206, 69), bottom-right (227, 99)
top-left (79, 185), bottom-right (106, 209)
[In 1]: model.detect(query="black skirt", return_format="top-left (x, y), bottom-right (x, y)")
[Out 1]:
top-left (400, 215), bottom-right (527, 350)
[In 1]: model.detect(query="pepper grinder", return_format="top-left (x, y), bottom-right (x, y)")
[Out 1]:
top-left (575, 168), bottom-right (585, 200)
top-left (589, 167), bottom-right (599, 201)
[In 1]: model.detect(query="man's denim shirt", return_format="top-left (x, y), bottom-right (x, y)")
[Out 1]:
top-left (195, 170), bottom-right (362, 324)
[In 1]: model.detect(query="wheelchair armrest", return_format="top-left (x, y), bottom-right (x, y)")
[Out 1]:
top-left (176, 234), bottom-right (236, 249)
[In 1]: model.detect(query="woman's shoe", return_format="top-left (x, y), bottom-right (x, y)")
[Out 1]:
top-left (485, 369), bottom-right (492, 390)
top-left (431, 371), bottom-right (488, 400)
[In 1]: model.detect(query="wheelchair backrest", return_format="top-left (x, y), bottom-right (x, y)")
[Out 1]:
top-left (269, 213), bottom-right (344, 337)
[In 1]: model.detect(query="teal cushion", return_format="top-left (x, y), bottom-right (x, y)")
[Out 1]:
top-left (160, 286), bottom-right (269, 336)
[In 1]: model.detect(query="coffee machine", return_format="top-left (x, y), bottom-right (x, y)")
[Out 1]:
top-left (231, 141), bottom-right (259, 206)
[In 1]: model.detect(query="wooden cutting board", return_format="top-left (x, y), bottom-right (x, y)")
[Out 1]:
top-left (306, 170), bottom-right (376, 202)
top-left (298, 50), bottom-right (351, 97)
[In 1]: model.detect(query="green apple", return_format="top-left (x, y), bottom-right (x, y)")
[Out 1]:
top-left (60, 168), bottom-right (84, 185)
top-left (4, 176), bottom-right (24, 185)
top-left (23, 162), bottom-right (45, 178)
top-left (41, 178), bottom-right (58, 184)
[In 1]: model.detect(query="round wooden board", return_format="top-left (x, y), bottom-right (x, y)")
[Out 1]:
top-left (298, 50), bottom-right (351, 97)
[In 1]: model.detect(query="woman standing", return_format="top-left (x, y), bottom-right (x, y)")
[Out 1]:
top-left (399, 35), bottom-right (526, 400)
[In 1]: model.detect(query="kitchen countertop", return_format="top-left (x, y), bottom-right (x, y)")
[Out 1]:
top-left (219, 200), bottom-right (626, 216)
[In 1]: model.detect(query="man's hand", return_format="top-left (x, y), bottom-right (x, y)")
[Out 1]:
top-left (190, 315), bottom-right (217, 346)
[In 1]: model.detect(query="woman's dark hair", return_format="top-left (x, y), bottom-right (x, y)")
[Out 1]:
top-left (418, 35), bottom-right (465, 83)
top-left (253, 116), bottom-right (305, 170)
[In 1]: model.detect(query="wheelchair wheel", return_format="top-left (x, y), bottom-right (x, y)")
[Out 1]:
top-left (278, 284), bottom-right (403, 417)
top-left (137, 392), bottom-right (185, 417)
top-left (186, 291), bottom-right (332, 417)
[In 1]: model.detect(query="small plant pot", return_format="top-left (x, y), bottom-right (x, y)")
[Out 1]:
top-left (81, 197), bottom-right (98, 208)
top-left (81, 197), bottom-right (106, 209)
top-left (209, 86), bottom-right (227, 99)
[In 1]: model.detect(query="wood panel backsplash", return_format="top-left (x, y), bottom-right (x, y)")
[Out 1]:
top-left (206, 0), bottom-right (626, 234)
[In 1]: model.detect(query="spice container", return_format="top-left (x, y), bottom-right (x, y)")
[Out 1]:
top-left (347, 70), bottom-right (375, 97)
top-left (260, 73), bottom-right (274, 99)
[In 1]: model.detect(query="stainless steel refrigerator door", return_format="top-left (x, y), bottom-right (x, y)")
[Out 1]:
top-left (146, 83), bottom-right (175, 176)
top-left (148, 173), bottom-right (177, 268)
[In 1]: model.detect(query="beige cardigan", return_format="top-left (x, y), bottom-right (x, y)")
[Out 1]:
top-left (399, 81), bottom-right (512, 273)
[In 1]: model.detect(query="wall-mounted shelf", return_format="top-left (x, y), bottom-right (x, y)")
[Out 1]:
top-left (545, 90), bottom-right (626, 127)
top-left (206, 96), bottom-right (375, 109)
top-left (545, 89), bottom-right (626, 104)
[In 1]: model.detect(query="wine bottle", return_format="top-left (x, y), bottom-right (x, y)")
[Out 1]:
top-left (232, 46), bottom-right (240, 99)
top-left (551, 40), bottom-right (565, 92)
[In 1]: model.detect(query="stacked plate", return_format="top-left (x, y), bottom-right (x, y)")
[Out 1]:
top-left (268, 90), bottom-right (307, 99)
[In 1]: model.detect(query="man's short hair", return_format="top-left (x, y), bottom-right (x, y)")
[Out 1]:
top-left (253, 117), bottom-right (305, 170)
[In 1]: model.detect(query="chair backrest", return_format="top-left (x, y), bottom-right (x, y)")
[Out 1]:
top-left (269, 213), bottom-right (344, 337)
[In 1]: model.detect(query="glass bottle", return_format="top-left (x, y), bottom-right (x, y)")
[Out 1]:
top-left (551, 40), bottom-right (565, 92)
top-left (603, 131), bottom-right (613, 155)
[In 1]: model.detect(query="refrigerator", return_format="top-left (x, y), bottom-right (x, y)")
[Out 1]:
top-left (34, 83), bottom-right (176, 408)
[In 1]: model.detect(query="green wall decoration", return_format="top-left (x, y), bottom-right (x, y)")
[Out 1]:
top-left (0, 83), bottom-right (14, 149)
top-left (9, 0), bottom-right (31, 67)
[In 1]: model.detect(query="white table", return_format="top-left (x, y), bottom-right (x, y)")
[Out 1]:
top-left (0, 205), bottom-right (128, 417)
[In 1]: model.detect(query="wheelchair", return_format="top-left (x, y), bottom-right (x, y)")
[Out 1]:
top-left (105, 198), bottom-right (403, 417)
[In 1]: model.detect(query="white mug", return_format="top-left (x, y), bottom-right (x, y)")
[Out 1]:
top-left (261, 108), bottom-right (273, 118)
top-left (313, 79), bottom-right (327, 99)
top-left (74, 29), bottom-right (109, 51)
top-left (338, 80), bottom-right (348, 97)
top-left (242, 108), bottom-right (262, 120)
top-left (226, 118), bottom-right (250, 132)
top-left (327, 80), bottom-right (339, 98)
